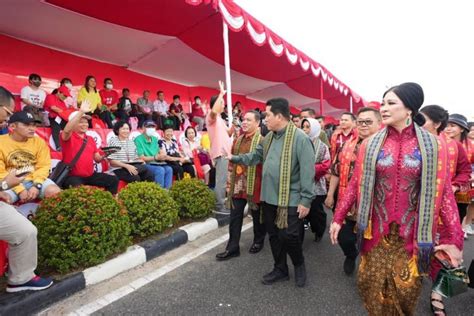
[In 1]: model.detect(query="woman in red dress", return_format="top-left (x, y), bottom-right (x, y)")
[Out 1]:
top-left (330, 83), bottom-right (463, 315)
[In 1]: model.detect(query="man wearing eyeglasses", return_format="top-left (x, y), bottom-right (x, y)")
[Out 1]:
top-left (0, 86), bottom-right (15, 135)
top-left (325, 107), bottom-right (381, 275)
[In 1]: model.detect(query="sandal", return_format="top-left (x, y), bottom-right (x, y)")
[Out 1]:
top-left (431, 297), bottom-right (447, 316)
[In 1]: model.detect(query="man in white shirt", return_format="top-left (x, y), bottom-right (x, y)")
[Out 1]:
top-left (152, 90), bottom-right (169, 129)
top-left (21, 74), bottom-right (46, 110)
top-left (20, 73), bottom-right (47, 126)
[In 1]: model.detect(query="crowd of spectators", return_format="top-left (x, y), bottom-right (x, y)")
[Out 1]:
top-left (1, 74), bottom-right (407, 294)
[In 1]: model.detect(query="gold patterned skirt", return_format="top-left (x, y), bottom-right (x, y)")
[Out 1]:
top-left (358, 223), bottom-right (422, 316)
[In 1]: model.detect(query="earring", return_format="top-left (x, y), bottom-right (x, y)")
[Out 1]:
top-left (406, 116), bottom-right (412, 126)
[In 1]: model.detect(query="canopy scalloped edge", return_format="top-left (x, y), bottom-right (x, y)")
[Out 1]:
top-left (188, 0), bottom-right (364, 103)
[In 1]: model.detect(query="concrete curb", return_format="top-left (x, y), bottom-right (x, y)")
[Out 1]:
top-left (180, 218), bottom-right (218, 241)
top-left (0, 215), bottom-right (229, 315)
top-left (83, 245), bottom-right (147, 286)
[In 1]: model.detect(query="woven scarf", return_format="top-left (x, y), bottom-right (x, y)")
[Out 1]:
top-left (263, 123), bottom-right (297, 229)
top-left (226, 132), bottom-right (262, 210)
top-left (356, 124), bottom-right (439, 275)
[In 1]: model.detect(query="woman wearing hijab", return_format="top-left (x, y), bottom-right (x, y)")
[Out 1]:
top-left (420, 105), bottom-right (471, 315)
top-left (301, 117), bottom-right (330, 242)
top-left (330, 83), bottom-right (463, 315)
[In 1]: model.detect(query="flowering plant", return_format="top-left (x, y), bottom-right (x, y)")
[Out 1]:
top-left (34, 186), bottom-right (131, 273)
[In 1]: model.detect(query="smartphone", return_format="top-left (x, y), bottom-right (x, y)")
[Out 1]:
top-left (16, 170), bottom-right (31, 177)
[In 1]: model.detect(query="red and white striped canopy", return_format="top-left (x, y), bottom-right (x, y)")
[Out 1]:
top-left (0, 0), bottom-right (365, 115)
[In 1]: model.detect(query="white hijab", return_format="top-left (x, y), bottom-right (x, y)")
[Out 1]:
top-left (302, 117), bottom-right (321, 141)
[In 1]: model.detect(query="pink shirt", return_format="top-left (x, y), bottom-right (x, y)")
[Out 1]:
top-left (206, 113), bottom-right (232, 160)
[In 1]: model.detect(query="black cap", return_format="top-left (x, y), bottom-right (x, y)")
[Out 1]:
top-left (8, 111), bottom-right (42, 124)
top-left (448, 114), bottom-right (469, 131)
top-left (143, 120), bottom-right (157, 127)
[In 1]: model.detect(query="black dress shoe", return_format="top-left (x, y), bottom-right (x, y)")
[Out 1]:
top-left (215, 250), bottom-right (240, 261)
top-left (294, 263), bottom-right (307, 287)
top-left (262, 268), bottom-right (289, 285)
top-left (314, 234), bottom-right (322, 242)
top-left (249, 243), bottom-right (263, 254)
top-left (343, 257), bottom-right (356, 275)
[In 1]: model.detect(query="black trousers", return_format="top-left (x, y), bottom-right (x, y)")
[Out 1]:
top-left (263, 202), bottom-right (304, 273)
top-left (169, 116), bottom-right (181, 130)
top-left (49, 118), bottom-right (66, 150)
top-left (182, 163), bottom-right (196, 178)
top-left (307, 195), bottom-right (327, 238)
top-left (113, 165), bottom-right (154, 183)
top-left (64, 172), bottom-right (119, 194)
top-left (458, 203), bottom-right (468, 223)
top-left (226, 199), bottom-right (266, 253)
top-left (99, 110), bottom-right (114, 128)
top-left (151, 113), bottom-right (164, 130)
top-left (338, 219), bottom-right (358, 259)
top-left (167, 162), bottom-right (195, 179)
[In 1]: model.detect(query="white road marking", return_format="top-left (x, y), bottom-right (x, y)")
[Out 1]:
top-left (69, 222), bottom-right (253, 316)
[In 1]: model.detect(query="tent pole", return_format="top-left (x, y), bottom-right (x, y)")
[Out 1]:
top-left (349, 96), bottom-right (353, 113)
top-left (319, 79), bottom-right (324, 116)
top-left (223, 21), bottom-right (233, 127)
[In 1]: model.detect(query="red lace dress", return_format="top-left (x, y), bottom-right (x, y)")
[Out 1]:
top-left (334, 125), bottom-right (463, 256)
top-left (333, 125), bottom-right (463, 315)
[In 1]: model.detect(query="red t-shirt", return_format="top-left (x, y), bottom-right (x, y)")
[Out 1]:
top-left (44, 94), bottom-right (68, 119)
top-left (192, 103), bottom-right (205, 118)
top-left (170, 103), bottom-right (183, 114)
top-left (60, 132), bottom-right (99, 177)
top-left (99, 89), bottom-right (119, 109)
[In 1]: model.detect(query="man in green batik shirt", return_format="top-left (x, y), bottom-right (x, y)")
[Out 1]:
top-left (228, 98), bottom-right (316, 288)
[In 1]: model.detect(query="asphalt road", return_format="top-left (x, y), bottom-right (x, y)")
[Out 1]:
top-left (93, 215), bottom-right (474, 316)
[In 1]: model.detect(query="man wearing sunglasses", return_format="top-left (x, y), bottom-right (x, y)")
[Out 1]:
top-left (325, 107), bottom-right (381, 275)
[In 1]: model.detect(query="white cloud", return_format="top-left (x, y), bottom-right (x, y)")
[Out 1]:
top-left (235, 0), bottom-right (474, 119)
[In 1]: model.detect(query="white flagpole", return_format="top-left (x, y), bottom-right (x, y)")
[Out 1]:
top-left (223, 20), bottom-right (233, 127)
top-left (349, 96), bottom-right (353, 113)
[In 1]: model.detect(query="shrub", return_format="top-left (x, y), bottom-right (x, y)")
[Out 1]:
top-left (170, 178), bottom-right (216, 219)
top-left (118, 182), bottom-right (179, 237)
top-left (34, 186), bottom-right (131, 274)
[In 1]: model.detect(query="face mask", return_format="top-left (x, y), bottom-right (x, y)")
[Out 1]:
top-left (65, 83), bottom-right (73, 89)
top-left (106, 83), bottom-right (113, 90)
top-left (145, 128), bottom-right (156, 137)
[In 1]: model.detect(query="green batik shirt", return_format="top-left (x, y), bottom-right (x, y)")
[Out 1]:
top-left (231, 125), bottom-right (316, 208)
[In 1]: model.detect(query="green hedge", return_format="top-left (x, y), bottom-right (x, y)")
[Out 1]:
top-left (170, 178), bottom-right (216, 219)
top-left (34, 186), bottom-right (131, 274)
top-left (118, 182), bottom-right (179, 237)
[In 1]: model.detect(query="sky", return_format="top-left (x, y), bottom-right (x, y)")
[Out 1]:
top-left (234, 0), bottom-right (474, 120)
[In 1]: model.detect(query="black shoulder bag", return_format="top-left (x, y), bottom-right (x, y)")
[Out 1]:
top-left (49, 137), bottom-right (88, 188)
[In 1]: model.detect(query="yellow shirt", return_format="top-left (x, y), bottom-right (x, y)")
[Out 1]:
top-left (0, 134), bottom-right (52, 194)
top-left (77, 87), bottom-right (101, 113)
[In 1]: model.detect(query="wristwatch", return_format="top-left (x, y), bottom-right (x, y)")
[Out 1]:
top-left (1, 180), bottom-right (8, 191)
top-left (34, 183), bottom-right (43, 190)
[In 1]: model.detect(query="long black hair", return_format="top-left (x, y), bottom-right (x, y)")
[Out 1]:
top-left (419, 105), bottom-right (449, 135)
top-left (84, 75), bottom-right (97, 93)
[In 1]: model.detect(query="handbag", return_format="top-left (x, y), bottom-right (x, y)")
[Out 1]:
top-left (468, 259), bottom-right (474, 289)
top-left (49, 137), bottom-right (88, 187)
top-left (432, 251), bottom-right (470, 298)
top-left (432, 267), bottom-right (470, 298)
